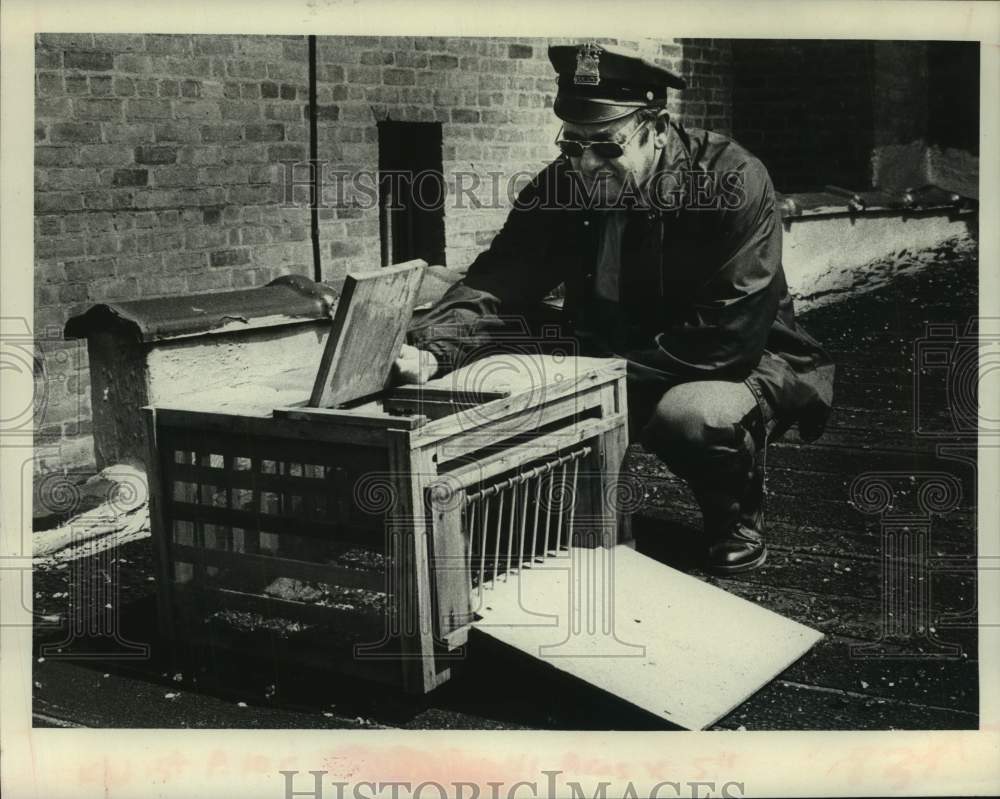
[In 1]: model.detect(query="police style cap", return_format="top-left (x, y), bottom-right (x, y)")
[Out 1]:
top-left (548, 42), bottom-right (686, 124)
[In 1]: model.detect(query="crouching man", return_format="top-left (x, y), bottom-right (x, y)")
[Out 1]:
top-left (395, 42), bottom-right (834, 574)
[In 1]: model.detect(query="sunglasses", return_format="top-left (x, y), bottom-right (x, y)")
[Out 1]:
top-left (555, 119), bottom-right (649, 160)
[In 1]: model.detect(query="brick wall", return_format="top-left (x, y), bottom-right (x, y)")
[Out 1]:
top-left (677, 38), bottom-right (733, 135)
top-left (33, 34), bottom-right (727, 473)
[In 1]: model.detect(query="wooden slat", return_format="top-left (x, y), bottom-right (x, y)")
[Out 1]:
top-left (428, 488), bottom-right (474, 639)
top-left (166, 462), bottom-right (348, 496)
top-left (274, 406), bottom-right (427, 430)
top-left (144, 408), bottom-right (177, 644)
top-left (170, 543), bottom-right (385, 591)
top-left (153, 407), bottom-right (391, 448)
top-left (310, 261), bottom-right (426, 408)
top-left (386, 387), bottom-right (510, 403)
top-left (437, 413), bottom-right (628, 490)
top-left (414, 355), bottom-right (625, 446)
top-left (428, 387), bottom-right (607, 463)
top-left (168, 502), bottom-right (384, 546)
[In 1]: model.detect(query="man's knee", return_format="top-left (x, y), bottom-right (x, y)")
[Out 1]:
top-left (640, 381), bottom-right (759, 472)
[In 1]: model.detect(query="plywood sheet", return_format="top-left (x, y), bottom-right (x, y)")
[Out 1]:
top-left (310, 261), bottom-right (425, 408)
top-left (472, 545), bottom-right (822, 729)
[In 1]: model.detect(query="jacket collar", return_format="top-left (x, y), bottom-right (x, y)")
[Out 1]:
top-left (645, 121), bottom-right (694, 214)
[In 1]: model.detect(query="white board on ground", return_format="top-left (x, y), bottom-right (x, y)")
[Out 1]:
top-left (472, 545), bottom-right (823, 730)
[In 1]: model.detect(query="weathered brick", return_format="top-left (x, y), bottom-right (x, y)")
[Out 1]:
top-left (329, 239), bottom-right (364, 257)
top-left (361, 51), bottom-right (393, 66)
top-left (148, 231), bottom-right (185, 252)
top-left (217, 100), bottom-right (261, 122)
top-left (36, 72), bottom-right (63, 95)
top-left (36, 48), bottom-right (62, 69)
top-left (112, 168), bottom-right (148, 187)
top-left (317, 64), bottom-right (346, 83)
top-left (266, 62), bottom-right (307, 81)
top-left (35, 146), bottom-right (78, 167)
top-left (83, 190), bottom-right (136, 211)
top-left (383, 68), bottom-right (415, 86)
top-left (162, 251), bottom-right (208, 272)
top-left (158, 79), bottom-right (179, 97)
top-left (43, 167), bottom-right (100, 190)
top-left (74, 98), bottom-right (123, 119)
top-left (200, 124), bottom-right (243, 143)
top-left (261, 81), bottom-right (279, 99)
top-left (174, 100), bottom-right (222, 121)
top-left (64, 258), bottom-right (116, 281)
top-left (64, 51), bottom-right (114, 71)
top-left (85, 233), bottom-right (122, 256)
top-left (134, 274), bottom-right (185, 297)
top-left (49, 122), bottom-right (102, 143)
top-left (265, 103), bottom-right (302, 122)
top-left (209, 248), bottom-right (250, 267)
top-left (187, 270), bottom-right (233, 292)
top-left (268, 143), bottom-right (307, 161)
top-left (347, 66), bottom-right (381, 84)
top-left (35, 236), bottom-right (86, 259)
top-left (194, 37), bottom-right (235, 56)
top-left (227, 60), bottom-right (267, 79)
top-left (93, 33), bottom-right (146, 51)
top-left (430, 54), bottom-right (460, 70)
top-left (135, 144), bottom-right (178, 164)
top-left (36, 216), bottom-right (62, 236)
top-left (414, 37), bottom-right (449, 52)
top-left (282, 38), bottom-right (308, 61)
top-left (452, 108), bottom-right (480, 124)
top-left (153, 122), bottom-right (201, 143)
top-left (395, 51), bottom-right (428, 69)
top-left (36, 97), bottom-right (72, 117)
top-left (146, 34), bottom-right (192, 54)
top-left (126, 99), bottom-right (173, 119)
top-left (37, 33), bottom-right (93, 49)
top-left (103, 123), bottom-right (155, 144)
top-left (59, 282), bottom-right (91, 302)
top-left (135, 78), bottom-right (159, 97)
top-left (245, 123), bottom-right (284, 141)
top-left (153, 166), bottom-right (199, 186)
top-left (200, 165), bottom-right (249, 184)
top-left (508, 44), bottom-right (533, 59)
top-left (115, 54), bottom-right (153, 74)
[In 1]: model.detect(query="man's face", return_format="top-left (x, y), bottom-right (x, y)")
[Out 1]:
top-left (560, 111), bottom-right (662, 208)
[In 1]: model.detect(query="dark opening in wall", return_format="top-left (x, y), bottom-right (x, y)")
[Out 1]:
top-left (730, 40), bottom-right (875, 193)
top-left (927, 42), bottom-right (979, 155)
top-left (378, 121), bottom-right (446, 266)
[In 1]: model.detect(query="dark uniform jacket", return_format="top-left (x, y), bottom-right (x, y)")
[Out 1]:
top-left (409, 123), bottom-right (835, 441)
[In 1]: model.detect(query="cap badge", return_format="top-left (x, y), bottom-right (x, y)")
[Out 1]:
top-left (574, 43), bottom-right (601, 86)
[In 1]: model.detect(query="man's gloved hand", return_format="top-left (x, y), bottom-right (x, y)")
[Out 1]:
top-left (393, 343), bottom-right (438, 385)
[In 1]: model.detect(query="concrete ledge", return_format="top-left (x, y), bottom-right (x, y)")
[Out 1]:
top-left (783, 210), bottom-right (977, 313)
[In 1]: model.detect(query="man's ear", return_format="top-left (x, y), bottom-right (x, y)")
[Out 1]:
top-left (653, 109), bottom-right (671, 148)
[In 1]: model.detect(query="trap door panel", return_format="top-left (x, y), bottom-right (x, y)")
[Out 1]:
top-left (472, 545), bottom-right (823, 730)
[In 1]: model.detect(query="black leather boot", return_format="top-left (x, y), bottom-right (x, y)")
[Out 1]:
top-left (694, 412), bottom-right (768, 575)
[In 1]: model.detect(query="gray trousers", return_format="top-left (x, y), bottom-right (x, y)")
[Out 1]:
top-left (629, 376), bottom-right (779, 536)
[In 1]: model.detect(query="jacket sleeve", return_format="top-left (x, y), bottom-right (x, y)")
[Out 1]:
top-left (624, 158), bottom-right (784, 381)
top-left (407, 162), bottom-right (567, 374)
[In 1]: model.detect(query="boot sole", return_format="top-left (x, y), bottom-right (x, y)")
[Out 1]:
top-left (706, 547), bottom-right (768, 575)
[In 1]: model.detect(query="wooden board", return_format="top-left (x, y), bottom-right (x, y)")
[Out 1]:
top-left (472, 545), bottom-right (822, 730)
top-left (310, 260), bottom-right (426, 408)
